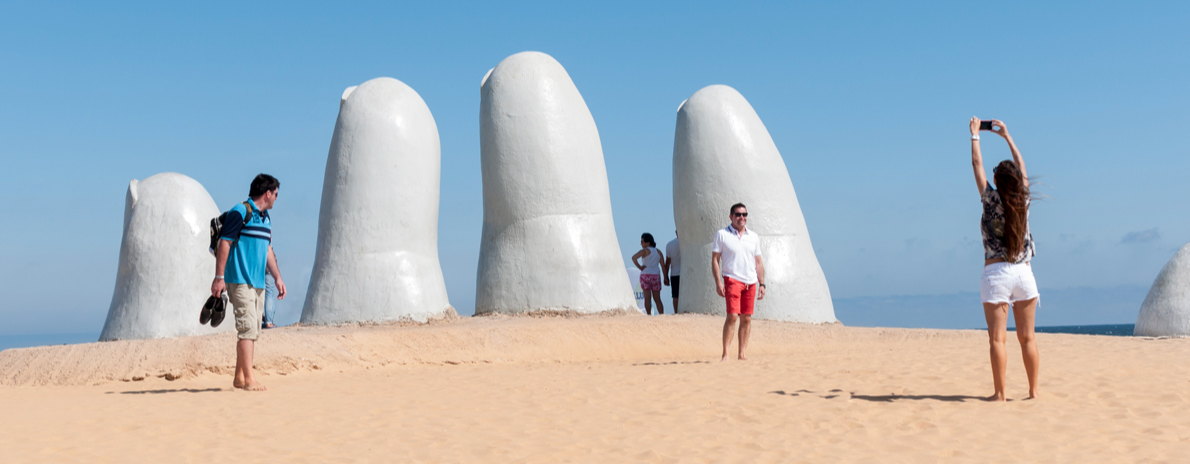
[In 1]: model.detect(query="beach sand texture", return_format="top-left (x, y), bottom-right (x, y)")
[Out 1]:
top-left (1, 314), bottom-right (1187, 463)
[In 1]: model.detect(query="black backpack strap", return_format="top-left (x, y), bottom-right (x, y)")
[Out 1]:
top-left (242, 201), bottom-right (255, 222)
top-left (230, 202), bottom-right (255, 248)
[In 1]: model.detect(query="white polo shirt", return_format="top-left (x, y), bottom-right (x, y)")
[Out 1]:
top-left (711, 225), bottom-right (762, 285)
top-left (665, 238), bottom-right (681, 276)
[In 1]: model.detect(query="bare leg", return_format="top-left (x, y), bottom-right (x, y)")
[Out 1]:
top-left (721, 314), bottom-right (738, 362)
top-left (651, 290), bottom-right (664, 314)
top-left (983, 302), bottom-right (1009, 401)
top-left (672, 297), bottom-right (679, 314)
top-left (643, 290), bottom-right (652, 315)
top-left (233, 356), bottom-right (244, 389)
top-left (737, 315), bottom-right (751, 360)
top-left (1012, 297), bottom-right (1040, 399)
top-left (235, 339), bottom-right (266, 391)
top-left (233, 338), bottom-right (246, 388)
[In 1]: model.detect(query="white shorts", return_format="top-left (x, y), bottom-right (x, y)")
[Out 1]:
top-left (980, 261), bottom-right (1040, 304)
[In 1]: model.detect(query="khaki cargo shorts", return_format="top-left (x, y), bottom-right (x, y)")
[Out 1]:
top-left (228, 283), bottom-right (265, 341)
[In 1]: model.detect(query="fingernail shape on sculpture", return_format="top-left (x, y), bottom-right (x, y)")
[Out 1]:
top-left (1135, 242), bottom-right (1190, 336)
top-left (301, 77), bottom-right (453, 324)
top-left (476, 51), bottom-right (637, 315)
top-left (101, 173), bottom-right (228, 341)
top-left (672, 85), bottom-right (836, 323)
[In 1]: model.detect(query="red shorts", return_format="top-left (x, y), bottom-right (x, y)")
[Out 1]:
top-left (640, 273), bottom-right (662, 291)
top-left (724, 277), bottom-right (757, 315)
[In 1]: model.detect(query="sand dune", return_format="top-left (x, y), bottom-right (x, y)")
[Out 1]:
top-left (0, 314), bottom-right (1187, 463)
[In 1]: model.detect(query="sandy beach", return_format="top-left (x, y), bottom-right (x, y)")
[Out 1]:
top-left (1, 313), bottom-right (1187, 463)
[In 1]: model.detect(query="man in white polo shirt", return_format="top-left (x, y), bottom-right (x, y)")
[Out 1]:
top-left (712, 203), bottom-right (765, 361)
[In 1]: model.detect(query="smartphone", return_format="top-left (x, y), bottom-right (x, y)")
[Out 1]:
top-left (979, 120), bottom-right (996, 131)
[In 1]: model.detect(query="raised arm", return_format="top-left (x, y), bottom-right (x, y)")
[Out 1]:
top-left (991, 119), bottom-right (1027, 187)
top-left (631, 249), bottom-right (646, 270)
top-left (970, 116), bottom-right (988, 195)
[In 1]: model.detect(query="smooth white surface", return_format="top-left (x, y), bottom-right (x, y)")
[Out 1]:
top-left (340, 86), bottom-right (357, 107)
top-left (672, 85), bottom-right (836, 323)
top-left (476, 51), bottom-right (638, 315)
top-left (301, 77), bottom-right (453, 325)
top-left (100, 173), bottom-right (229, 341)
top-left (480, 68), bottom-right (493, 89)
top-left (1135, 242), bottom-right (1190, 336)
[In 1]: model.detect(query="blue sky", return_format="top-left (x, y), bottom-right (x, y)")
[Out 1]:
top-left (1, 1), bottom-right (1187, 336)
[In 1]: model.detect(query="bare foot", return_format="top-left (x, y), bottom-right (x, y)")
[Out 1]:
top-left (240, 382), bottom-right (267, 391)
top-left (738, 355), bottom-right (749, 361)
top-left (720, 354), bottom-right (729, 362)
top-left (233, 377), bottom-right (245, 389)
top-left (984, 393), bottom-right (1006, 402)
top-left (1027, 391), bottom-right (1040, 400)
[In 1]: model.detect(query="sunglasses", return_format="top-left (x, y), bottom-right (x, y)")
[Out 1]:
top-left (732, 212), bottom-right (748, 217)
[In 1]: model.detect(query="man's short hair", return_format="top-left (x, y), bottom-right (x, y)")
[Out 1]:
top-left (729, 203), bottom-right (747, 215)
top-left (249, 174), bottom-right (280, 198)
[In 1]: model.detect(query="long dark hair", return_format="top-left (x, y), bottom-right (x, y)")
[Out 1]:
top-left (993, 160), bottom-right (1029, 259)
top-left (641, 233), bottom-right (656, 248)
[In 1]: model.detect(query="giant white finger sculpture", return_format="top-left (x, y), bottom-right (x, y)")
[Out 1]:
top-left (672, 85), bottom-right (836, 323)
top-left (476, 51), bottom-right (637, 315)
top-left (301, 77), bottom-right (453, 325)
top-left (101, 173), bottom-right (228, 341)
top-left (1135, 242), bottom-right (1190, 336)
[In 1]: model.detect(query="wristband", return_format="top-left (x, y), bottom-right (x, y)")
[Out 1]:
top-left (759, 284), bottom-right (766, 288)
top-left (971, 134), bottom-right (980, 141)
top-left (215, 275), bottom-right (224, 280)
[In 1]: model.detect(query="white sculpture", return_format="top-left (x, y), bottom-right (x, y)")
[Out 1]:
top-left (672, 85), bottom-right (836, 323)
top-left (476, 51), bottom-right (637, 315)
top-left (101, 173), bottom-right (229, 341)
top-left (1135, 242), bottom-right (1190, 336)
top-left (301, 77), bottom-right (453, 325)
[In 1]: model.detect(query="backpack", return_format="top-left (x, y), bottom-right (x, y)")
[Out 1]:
top-left (208, 201), bottom-right (257, 255)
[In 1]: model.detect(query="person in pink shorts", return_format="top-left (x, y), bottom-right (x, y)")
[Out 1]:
top-left (632, 232), bottom-right (666, 315)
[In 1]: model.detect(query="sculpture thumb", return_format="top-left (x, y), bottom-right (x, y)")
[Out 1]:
top-left (102, 173), bottom-right (229, 341)
top-left (1135, 242), bottom-right (1190, 336)
top-left (301, 77), bottom-right (453, 325)
top-left (475, 51), bottom-right (637, 315)
top-left (673, 85), bottom-right (836, 323)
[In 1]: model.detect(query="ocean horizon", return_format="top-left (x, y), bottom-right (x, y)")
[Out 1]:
top-left (0, 322), bottom-right (1143, 353)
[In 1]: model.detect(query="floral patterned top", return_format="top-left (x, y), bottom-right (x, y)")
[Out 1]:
top-left (981, 185), bottom-right (1035, 264)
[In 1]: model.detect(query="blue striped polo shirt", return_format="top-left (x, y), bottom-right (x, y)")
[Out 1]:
top-left (220, 199), bottom-right (272, 289)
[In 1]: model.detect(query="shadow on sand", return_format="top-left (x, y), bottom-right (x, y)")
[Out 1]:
top-left (768, 389), bottom-right (986, 403)
top-left (633, 361), bottom-right (711, 366)
top-left (110, 388), bottom-right (227, 395)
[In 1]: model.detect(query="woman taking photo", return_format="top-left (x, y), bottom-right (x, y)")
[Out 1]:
top-left (970, 117), bottom-right (1040, 401)
top-left (632, 233), bottom-right (665, 315)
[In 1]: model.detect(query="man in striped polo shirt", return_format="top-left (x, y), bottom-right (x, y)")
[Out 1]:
top-left (211, 174), bottom-right (286, 391)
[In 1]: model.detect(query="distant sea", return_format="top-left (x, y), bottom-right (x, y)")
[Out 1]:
top-left (0, 332), bottom-right (100, 352)
top-left (833, 286), bottom-right (1150, 331)
top-left (1021, 324), bottom-right (1135, 337)
top-left (0, 323), bottom-right (1142, 353)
